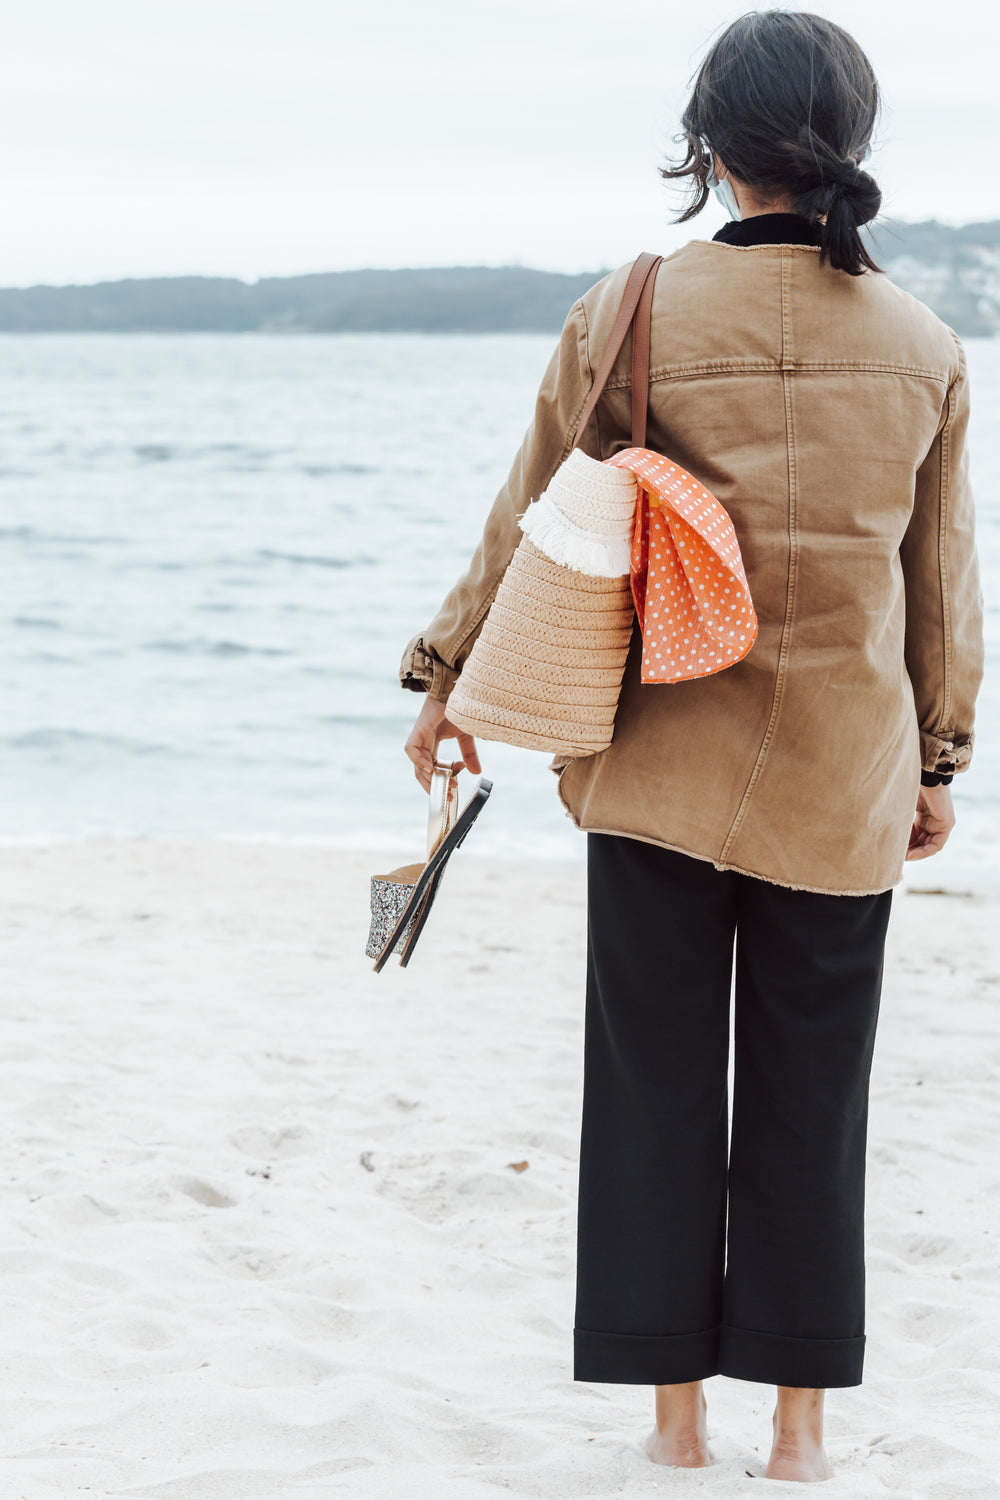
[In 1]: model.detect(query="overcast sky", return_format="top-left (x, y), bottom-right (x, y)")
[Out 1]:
top-left (0, 0), bottom-right (996, 286)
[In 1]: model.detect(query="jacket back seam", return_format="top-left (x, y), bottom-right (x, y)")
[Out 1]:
top-left (721, 248), bottom-right (800, 861)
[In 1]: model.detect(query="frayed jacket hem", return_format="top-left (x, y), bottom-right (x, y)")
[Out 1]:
top-left (565, 819), bottom-right (900, 898)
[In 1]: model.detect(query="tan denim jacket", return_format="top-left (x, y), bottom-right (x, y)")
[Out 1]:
top-left (400, 238), bottom-right (984, 894)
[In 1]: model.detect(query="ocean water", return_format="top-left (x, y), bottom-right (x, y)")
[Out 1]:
top-left (0, 332), bottom-right (997, 868)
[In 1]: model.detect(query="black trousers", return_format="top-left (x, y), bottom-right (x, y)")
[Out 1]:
top-left (574, 833), bottom-right (892, 1390)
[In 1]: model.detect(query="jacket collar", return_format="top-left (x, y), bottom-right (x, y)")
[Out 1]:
top-left (712, 213), bottom-right (823, 248)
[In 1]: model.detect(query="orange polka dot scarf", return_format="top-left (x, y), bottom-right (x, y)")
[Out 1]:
top-left (606, 447), bottom-right (758, 684)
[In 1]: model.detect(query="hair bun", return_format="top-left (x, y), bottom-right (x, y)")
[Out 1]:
top-left (832, 160), bottom-right (881, 227)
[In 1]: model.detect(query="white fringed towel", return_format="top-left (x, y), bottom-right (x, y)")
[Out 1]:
top-left (519, 447), bottom-right (637, 579)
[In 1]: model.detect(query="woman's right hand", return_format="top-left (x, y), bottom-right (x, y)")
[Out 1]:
top-left (404, 694), bottom-right (482, 794)
top-left (905, 782), bottom-right (956, 861)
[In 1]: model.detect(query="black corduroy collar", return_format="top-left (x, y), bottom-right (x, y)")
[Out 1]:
top-left (712, 213), bottom-right (823, 248)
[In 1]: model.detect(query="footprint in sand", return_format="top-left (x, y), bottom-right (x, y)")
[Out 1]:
top-left (892, 1300), bottom-right (971, 1348)
top-left (171, 1176), bottom-right (236, 1208)
top-left (229, 1123), bottom-right (314, 1158)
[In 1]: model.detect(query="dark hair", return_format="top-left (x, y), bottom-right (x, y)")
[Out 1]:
top-left (662, 10), bottom-right (882, 276)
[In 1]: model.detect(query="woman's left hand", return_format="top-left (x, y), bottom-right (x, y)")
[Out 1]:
top-left (404, 694), bottom-right (482, 794)
top-left (905, 783), bottom-right (956, 860)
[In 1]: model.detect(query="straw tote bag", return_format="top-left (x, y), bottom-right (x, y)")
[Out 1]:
top-left (446, 253), bottom-right (757, 758)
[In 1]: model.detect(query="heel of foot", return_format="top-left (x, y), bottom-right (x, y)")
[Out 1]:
top-left (644, 1426), bottom-right (713, 1470)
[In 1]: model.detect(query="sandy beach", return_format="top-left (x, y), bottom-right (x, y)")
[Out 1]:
top-left (0, 838), bottom-right (998, 1498)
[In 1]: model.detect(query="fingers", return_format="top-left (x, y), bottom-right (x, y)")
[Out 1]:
top-left (456, 731), bottom-right (482, 775)
top-left (404, 696), bottom-right (482, 794)
top-left (403, 733), bottom-right (435, 774)
top-left (404, 731), bottom-right (436, 794)
top-left (905, 822), bottom-right (952, 860)
top-left (404, 694), bottom-right (451, 784)
top-left (406, 759), bottom-right (433, 794)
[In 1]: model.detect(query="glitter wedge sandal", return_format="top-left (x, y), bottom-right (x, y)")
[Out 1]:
top-left (367, 762), bottom-right (493, 972)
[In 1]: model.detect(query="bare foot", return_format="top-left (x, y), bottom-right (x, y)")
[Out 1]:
top-left (644, 1425), bottom-right (713, 1467)
top-left (644, 1381), bottom-right (713, 1468)
top-left (764, 1392), bottom-right (834, 1483)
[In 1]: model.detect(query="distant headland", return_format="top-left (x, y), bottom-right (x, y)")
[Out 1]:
top-left (0, 220), bottom-right (997, 336)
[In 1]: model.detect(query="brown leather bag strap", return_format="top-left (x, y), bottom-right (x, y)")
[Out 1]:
top-left (571, 251), bottom-right (662, 452)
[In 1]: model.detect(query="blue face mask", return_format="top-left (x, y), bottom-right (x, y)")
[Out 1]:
top-left (706, 161), bottom-right (741, 221)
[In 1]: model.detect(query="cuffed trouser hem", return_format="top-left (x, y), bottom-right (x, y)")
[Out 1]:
top-left (719, 1325), bottom-right (866, 1388)
top-left (573, 1325), bottom-right (866, 1387)
top-left (574, 1325), bottom-right (720, 1385)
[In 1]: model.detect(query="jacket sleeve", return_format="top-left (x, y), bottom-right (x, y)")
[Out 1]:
top-left (900, 335), bottom-right (984, 776)
top-left (399, 296), bottom-right (596, 700)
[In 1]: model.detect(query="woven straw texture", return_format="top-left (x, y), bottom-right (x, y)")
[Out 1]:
top-left (447, 537), bottom-right (634, 755)
top-left (518, 447), bottom-right (637, 578)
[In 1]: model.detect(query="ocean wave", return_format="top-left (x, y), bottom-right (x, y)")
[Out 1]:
top-left (130, 442), bottom-right (369, 470)
top-left (12, 615), bottom-right (62, 630)
top-left (256, 548), bottom-right (376, 569)
top-left (0, 524), bottom-right (124, 549)
top-left (141, 637), bottom-right (292, 658)
top-left (300, 462), bottom-right (378, 477)
top-left (133, 441), bottom-right (288, 464)
top-left (4, 728), bottom-right (172, 755)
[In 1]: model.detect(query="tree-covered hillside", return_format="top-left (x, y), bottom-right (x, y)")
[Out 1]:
top-left (0, 221), bottom-right (996, 335)
top-left (0, 267), bottom-right (606, 334)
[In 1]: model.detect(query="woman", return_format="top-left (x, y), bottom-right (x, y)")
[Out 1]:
top-left (399, 10), bottom-right (983, 1485)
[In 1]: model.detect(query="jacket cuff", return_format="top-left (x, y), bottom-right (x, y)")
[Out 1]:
top-left (919, 729), bottom-right (972, 777)
top-left (399, 635), bottom-right (460, 701)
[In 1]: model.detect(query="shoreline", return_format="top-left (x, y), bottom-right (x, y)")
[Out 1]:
top-left (2, 830), bottom-right (997, 893)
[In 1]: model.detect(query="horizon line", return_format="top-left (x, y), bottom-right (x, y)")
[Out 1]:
top-left (0, 215), bottom-right (996, 293)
